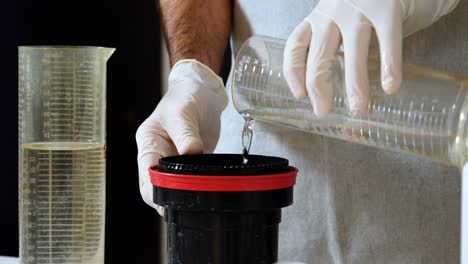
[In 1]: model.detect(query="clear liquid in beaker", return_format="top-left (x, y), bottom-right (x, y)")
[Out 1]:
top-left (248, 109), bottom-right (454, 165)
top-left (19, 142), bottom-right (106, 264)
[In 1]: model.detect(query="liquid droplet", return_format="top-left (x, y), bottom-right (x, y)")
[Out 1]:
top-left (242, 148), bottom-right (249, 165)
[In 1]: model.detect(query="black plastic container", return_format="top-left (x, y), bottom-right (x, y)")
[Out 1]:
top-left (150, 154), bottom-right (298, 264)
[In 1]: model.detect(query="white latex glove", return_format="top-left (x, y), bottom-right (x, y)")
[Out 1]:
top-left (284, 0), bottom-right (459, 117)
top-left (136, 59), bottom-right (228, 214)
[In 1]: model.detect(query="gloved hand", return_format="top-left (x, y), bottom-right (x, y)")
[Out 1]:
top-left (136, 59), bottom-right (228, 214)
top-left (284, 0), bottom-right (459, 117)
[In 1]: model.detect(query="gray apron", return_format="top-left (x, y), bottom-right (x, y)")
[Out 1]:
top-left (215, 0), bottom-right (468, 263)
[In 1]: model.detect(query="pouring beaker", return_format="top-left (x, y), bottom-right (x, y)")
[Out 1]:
top-left (18, 46), bottom-right (114, 264)
top-left (232, 35), bottom-right (468, 170)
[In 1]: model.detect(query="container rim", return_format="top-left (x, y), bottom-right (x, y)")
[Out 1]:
top-left (18, 45), bottom-right (116, 51)
top-left (150, 165), bottom-right (298, 192)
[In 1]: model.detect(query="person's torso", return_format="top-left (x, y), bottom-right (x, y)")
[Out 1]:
top-left (216, 1), bottom-right (468, 263)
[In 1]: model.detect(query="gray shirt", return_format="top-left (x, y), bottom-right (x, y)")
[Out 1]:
top-left (215, 0), bottom-right (468, 263)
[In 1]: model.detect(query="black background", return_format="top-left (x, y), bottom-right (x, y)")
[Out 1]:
top-left (1, 0), bottom-right (163, 262)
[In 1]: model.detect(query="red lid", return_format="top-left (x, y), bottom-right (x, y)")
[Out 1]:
top-left (150, 166), bottom-right (298, 192)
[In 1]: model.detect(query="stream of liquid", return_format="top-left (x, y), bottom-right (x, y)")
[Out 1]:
top-left (242, 114), bottom-right (254, 164)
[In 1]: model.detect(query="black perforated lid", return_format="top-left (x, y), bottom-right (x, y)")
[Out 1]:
top-left (158, 154), bottom-right (290, 176)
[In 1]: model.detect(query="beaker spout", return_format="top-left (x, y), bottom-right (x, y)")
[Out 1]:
top-left (101, 47), bottom-right (116, 61)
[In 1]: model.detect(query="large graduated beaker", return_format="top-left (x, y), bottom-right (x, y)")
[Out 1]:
top-left (232, 35), bottom-right (468, 169)
top-left (232, 35), bottom-right (468, 263)
top-left (18, 46), bottom-right (114, 264)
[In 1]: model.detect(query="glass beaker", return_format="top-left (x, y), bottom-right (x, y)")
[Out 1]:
top-left (232, 35), bottom-right (468, 170)
top-left (18, 46), bottom-right (115, 264)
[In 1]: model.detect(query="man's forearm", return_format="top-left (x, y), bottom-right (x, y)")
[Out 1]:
top-left (160, 0), bottom-right (231, 74)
